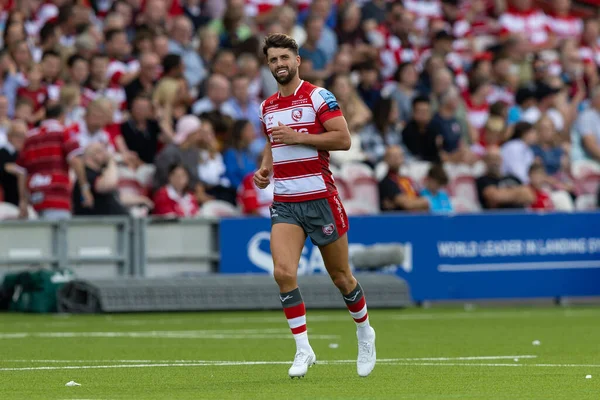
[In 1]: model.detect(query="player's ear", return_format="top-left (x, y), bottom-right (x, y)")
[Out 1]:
top-left (296, 54), bottom-right (301, 66)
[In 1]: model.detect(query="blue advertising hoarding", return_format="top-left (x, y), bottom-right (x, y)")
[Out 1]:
top-left (219, 212), bottom-right (600, 301)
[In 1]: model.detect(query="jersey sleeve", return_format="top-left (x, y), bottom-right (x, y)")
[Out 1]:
top-left (311, 88), bottom-right (343, 125)
top-left (258, 100), bottom-right (268, 138)
top-left (62, 129), bottom-right (83, 160)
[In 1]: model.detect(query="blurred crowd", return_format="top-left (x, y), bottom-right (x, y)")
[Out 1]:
top-left (0, 0), bottom-right (600, 220)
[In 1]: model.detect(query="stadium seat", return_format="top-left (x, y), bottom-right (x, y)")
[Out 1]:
top-left (550, 190), bottom-right (575, 212)
top-left (343, 198), bottom-right (380, 216)
top-left (199, 200), bottom-right (241, 217)
top-left (339, 162), bottom-right (379, 207)
top-left (450, 196), bottom-right (481, 213)
top-left (572, 160), bottom-right (600, 195)
top-left (575, 194), bottom-right (597, 211)
top-left (334, 176), bottom-right (352, 201)
top-left (448, 176), bottom-right (479, 205)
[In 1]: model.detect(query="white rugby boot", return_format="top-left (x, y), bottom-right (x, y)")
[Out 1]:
top-left (288, 347), bottom-right (316, 378)
top-left (357, 326), bottom-right (376, 377)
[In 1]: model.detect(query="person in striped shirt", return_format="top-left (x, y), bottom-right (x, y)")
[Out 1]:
top-left (253, 33), bottom-right (376, 379)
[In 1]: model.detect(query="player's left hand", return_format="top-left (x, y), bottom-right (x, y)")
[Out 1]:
top-left (271, 122), bottom-right (302, 145)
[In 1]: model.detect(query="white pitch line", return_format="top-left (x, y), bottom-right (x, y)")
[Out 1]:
top-left (1, 355), bottom-right (538, 364)
top-left (0, 331), bottom-right (339, 340)
top-left (4, 360), bottom-right (600, 372)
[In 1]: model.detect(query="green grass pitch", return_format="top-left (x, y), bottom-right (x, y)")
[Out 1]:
top-left (1, 307), bottom-right (600, 399)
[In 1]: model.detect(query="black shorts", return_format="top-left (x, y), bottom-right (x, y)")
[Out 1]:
top-left (269, 194), bottom-right (349, 246)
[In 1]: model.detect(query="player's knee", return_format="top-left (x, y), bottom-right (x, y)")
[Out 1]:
top-left (331, 272), bottom-right (354, 293)
top-left (273, 264), bottom-right (297, 287)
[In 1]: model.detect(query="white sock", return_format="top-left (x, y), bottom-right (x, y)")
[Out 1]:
top-left (294, 331), bottom-right (311, 352)
top-left (356, 318), bottom-right (373, 341)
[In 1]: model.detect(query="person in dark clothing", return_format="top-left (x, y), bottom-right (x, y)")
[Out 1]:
top-left (0, 120), bottom-right (27, 205)
top-left (402, 96), bottom-right (437, 161)
top-left (124, 52), bottom-right (161, 107)
top-left (379, 145), bottom-right (430, 212)
top-left (120, 95), bottom-right (163, 164)
top-left (476, 147), bottom-right (535, 209)
top-left (72, 142), bottom-right (128, 216)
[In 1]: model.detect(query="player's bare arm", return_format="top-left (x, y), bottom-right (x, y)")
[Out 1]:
top-left (254, 141), bottom-right (272, 189)
top-left (270, 117), bottom-right (351, 151)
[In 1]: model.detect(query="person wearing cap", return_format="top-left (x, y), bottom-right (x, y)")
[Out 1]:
top-left (153, 115), bottom-right (213, 206)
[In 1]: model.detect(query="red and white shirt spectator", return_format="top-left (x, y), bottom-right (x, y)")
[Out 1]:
top-left (107, 58), bottom-right (140, 87)
top-left (499, 5), bottom-right (549, 46)
top-left (238, 172), bottom-right (274, 217)
top-left (24, 0), bottom-right (59, 38)
top-left (16, 119), bottom-right (82, 212)
top-left (546, 12), bottom-right (583, 40)
top-left (81, 84), bottom-right (127, 123)
top-left (67, 120), bottom-right (116, 152)
top-left (152, 185), bottom-right (199, 217)
top-left (404, 0), bottom-right (442, 33)
top-left (245, 0), bottom-right (284, 18)
top-left (379, 32), bottom-right (420, 81)
top-left (464, 92), bottom-right (490, 132)
top-left (259, 80), bottom-right (342, 202)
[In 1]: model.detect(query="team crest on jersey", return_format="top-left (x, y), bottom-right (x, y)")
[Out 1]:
top-left (291, 108), bottom-right (303, 122)
top-left (322, 223), bottom-right (335, 236)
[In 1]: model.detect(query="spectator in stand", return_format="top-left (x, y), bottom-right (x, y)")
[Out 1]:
top-left (420, 164), bottom-right (453, 214)
top-left (119, 95), bottom-right (165, 166)
top-left (153, 115), bottom-right (212, 206)
top-left (0, 95), bottom-right (11, 146)
top-left (191, 74), bottom-right (232, 116)
top-left (16, 104), bottom-right (93, 220)
top-left (222, 75), bottom-right (262, 147)
top-left (238, 153), bottom-right (274, 217)
top-left (223, 119), bottom-right (257, 190)
top-left (463, 77), bottom-right (491, 140)
top-left (168, 15), bottom-right (206, 89)
top-left (532, 115), bottom-right (563, 175)
top-left (0, 120), bottom-right (27, 206)
top-left (66, 54), bottom-right (89, 87)
top-left (14, 98), bottom-right (35, 129)
top-left (572, 86), bottom-right (600, 164)
top-left (356, 61), bottom-right (382, 112)
top-left (124, 52), bottom-right (161, 107)
top-left (402, 95), bottom-right (437, 161)
top-left (427, 86), bottom-right (475, 164)
top-left (60, 84), bottom-right (85, 126)
top-left (528, 163), bottom-right (553, 210)
top-left (359, 96), bottom-right (403, 166)
top-left (152, 163), bottom-right (200, 218)
top-left (476, 146), bottom-right (535, 209)
top-left (298, 14), bottom-right (331, 84)
top-left (522, 82), bottom-right (564, 133)
top-left (104, 28), bottom-right (139, 87)
top-left (329, 73), bottom-right (372, 134)
top-left (501, 121), bottom-right (538, 183)
top-left (16, 63), bottom-right (47, 124)
top-left (507, 85), bottom-right (537, 125)
top-left (196, 119), bottom-right (232, 203)
top-left (379, 145), bottom-right (430, 212)
top-left (545, 0), bottom-right (582, 41)
top-left (499, 0), bottom-right (553, 51)
top-left (387, 62), bottom-right (418, 124)
top-left (72, 142), bottom-right (128, 216)
top-left (68, 98), bottom-right (115, 151)
top-left (472, 115), bottom-right (506, 157)
top-left (40, 50), bottom-right (62, 103)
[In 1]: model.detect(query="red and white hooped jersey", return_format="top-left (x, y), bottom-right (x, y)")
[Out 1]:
top-left (260, 80), bottom-right (343, 203)
top-left (499, 7), bottom-right (549, 45)
top-left (546, 13), bottom-right (583, 40)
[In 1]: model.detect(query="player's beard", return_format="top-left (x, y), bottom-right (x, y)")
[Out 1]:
top-left (272, 65), bottom-right (297, 85)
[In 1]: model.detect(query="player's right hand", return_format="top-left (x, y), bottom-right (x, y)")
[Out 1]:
top-left (254, 167), bottom-right (271, 189)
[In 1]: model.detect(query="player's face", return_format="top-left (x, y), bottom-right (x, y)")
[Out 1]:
top-left (267, 48), bottom-right (299, 85)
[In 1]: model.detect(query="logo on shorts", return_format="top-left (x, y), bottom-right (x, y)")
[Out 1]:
top-left (322, 223), bottom-right (335, 236)
top-left (291, 108), bottom-right (303, 122)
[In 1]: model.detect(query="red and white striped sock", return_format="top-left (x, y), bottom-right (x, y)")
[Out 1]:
top-left (280, 287), bottom-right (311, 351)
top-left (343, 282), bottom-right (372, 339)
